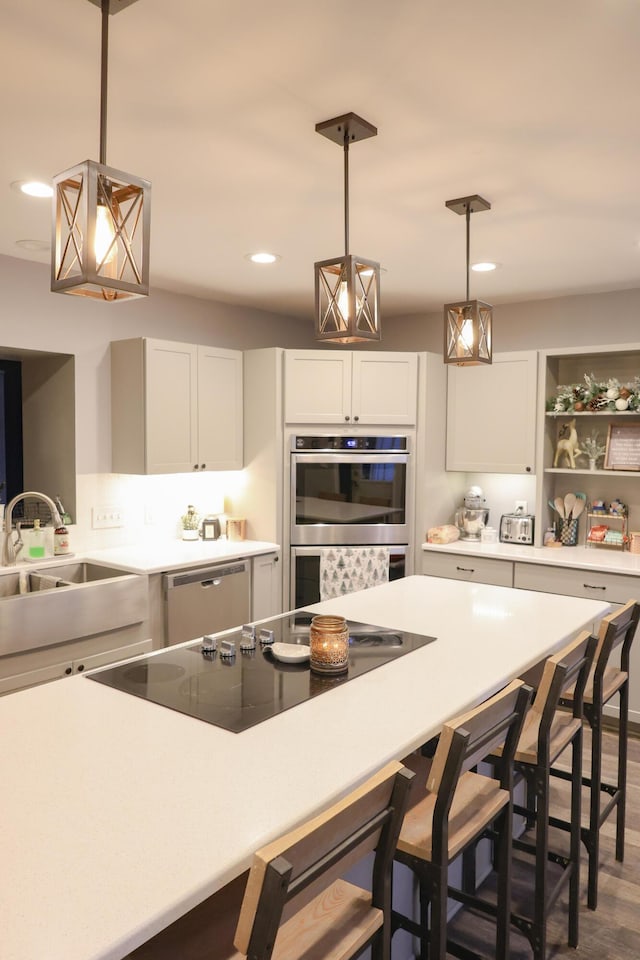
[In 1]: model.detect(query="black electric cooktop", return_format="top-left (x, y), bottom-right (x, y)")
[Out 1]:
top-left (89, 612), bottom-right (436, 733)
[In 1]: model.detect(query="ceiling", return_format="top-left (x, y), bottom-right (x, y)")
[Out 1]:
top-left (3, 0), bottom-right (640, 321)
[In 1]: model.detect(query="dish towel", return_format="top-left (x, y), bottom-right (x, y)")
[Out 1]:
top-left (319, 546), bottom-right (389, 601)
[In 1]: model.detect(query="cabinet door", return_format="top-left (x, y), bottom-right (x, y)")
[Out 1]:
top-left (145, 340), bottom-right (199, 473)
top-left (351, 353), bottom-right (418, 425)
top-left (252, 553), bottom-right (282, 621)
top-left (446, 351), bottom-right (537, 473)
top-left (284, 351), bottom-right (352, 423)
top-left (197, 346), bottom-right (243, 470)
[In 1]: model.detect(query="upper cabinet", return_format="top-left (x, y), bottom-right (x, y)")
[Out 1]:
top-left (446, 351), bottom-right (537, 473)
top-left (284, 350), bottom-right (418, 425)
top-left (111, 338), bottom-right (243, 474)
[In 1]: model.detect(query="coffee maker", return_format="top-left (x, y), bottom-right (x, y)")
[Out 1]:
top-left (454, 486), bottom-right (490, 541)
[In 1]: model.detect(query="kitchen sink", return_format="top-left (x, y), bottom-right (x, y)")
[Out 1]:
top-left (0, 561), bottom-right (149, 657)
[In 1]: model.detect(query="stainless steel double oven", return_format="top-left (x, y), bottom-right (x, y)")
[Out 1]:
top-left (289, 434), bottom-right (412, 607)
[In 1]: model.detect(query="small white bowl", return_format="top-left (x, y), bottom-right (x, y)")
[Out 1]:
top-left (270, 642), bottom-right (310, 664)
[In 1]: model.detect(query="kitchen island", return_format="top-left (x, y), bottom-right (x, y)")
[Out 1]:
top-left (0, 576), bottom-right (609, 960)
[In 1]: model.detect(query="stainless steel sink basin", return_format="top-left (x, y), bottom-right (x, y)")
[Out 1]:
top-left (0, 561), bottom-right (148, 657)
top-left (0, 571), bottom-right (69, 597)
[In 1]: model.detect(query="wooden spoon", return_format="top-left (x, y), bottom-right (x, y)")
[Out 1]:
top-left (564, 492), bottom-right (577, 519)
top-left (554, 496), bottom-right (565, 519)
top-left (572, 498), bottom-right (586, 520)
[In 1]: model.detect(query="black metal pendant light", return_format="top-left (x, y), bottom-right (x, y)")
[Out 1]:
top-left (51, 0), bottom-right (151, 302)
top-left (444, 194), bottom-right (492, 365)
top-left (314, 112), bottom-right (381, 344)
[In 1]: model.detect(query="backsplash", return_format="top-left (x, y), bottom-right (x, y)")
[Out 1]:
top-left (72, 471), bottom-right (248, 552)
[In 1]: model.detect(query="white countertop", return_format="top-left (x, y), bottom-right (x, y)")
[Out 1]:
top-left (0, 576), bottom-right (609, 960)
top-left (423, 538), bottom-right (640, 576)
top-left (0, 539), bottom-right (279, 577)
top-left (83, 539), bottom-right (280, 574)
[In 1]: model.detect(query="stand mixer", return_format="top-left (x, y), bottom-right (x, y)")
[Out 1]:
top-left (454, 486), bottom-right (490, 541)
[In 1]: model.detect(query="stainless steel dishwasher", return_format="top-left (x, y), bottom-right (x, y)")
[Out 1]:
top-left (163, 560), bottom-right (251, 645)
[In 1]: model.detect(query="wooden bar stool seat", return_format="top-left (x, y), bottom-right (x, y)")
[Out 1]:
top-left (391, 679), bottom-right (532, 960)
top-left (550, 599), bottom-right (639, 911)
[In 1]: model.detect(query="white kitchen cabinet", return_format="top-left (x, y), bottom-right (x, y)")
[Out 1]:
top-left (0, 637), bottom-right (153, 696)
top-left (111, 338), bottom-right (243, 473)
top-left (284, 350), bottom-right (418, 425)
top-left (422, 550), bottom-right (514, 587)
top-left (446, 351), bottom-right (537, 473)
top-left (252, 552), bottom-right (282, 621)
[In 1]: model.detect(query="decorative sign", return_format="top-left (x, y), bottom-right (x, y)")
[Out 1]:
top-left (604, 422), bottom-right (640, 471)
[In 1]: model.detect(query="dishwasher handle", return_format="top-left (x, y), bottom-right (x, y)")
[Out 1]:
top-left (163, 561), bottom-right (248, 592)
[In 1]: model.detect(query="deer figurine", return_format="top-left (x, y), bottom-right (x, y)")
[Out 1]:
top-left (554, 418), bottom-right (582, 468)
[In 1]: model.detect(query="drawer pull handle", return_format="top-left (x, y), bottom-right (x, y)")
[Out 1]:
top-left (456, 566), bottom-right (475, 573)
top-left (584, 583), bottom-right (606, 591)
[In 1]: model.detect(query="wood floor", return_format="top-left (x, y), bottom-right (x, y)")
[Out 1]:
top-left (448, 728), bottom-right (640, 960)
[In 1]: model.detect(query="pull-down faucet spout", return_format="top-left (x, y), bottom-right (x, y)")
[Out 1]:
top-left (2, 491), bottom-right (63, 566)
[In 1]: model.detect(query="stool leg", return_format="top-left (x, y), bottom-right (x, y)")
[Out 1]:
top-left (616, 678), bottom-right (629, 863)
top-left (588, 708), bottom-right (603, 911)
top-left (429, 866), bottom-right (448, 960)
top-left (533, 765), bottom-right (549, 960)
top-left (494, 804), bottom-right (512, 960)
top-left (569, 730), bottom-right (582, 948)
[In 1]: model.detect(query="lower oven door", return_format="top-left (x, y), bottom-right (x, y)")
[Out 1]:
top-left (290, 545), bottom-right (408, 609)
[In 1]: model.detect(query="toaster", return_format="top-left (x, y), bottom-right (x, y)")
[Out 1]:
top-left (499, 513), bottom-right (535, 545)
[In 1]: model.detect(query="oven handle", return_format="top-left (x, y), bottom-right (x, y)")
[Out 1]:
top-left (291, 453), bottom-right (410, 465)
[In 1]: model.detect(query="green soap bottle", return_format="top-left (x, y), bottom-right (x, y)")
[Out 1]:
top-left (28, 519), bottom-right (46, 559)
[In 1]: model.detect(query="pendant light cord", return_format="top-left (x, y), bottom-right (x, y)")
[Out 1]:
top-left (465, 202), bottom-right (470, 302)
top-left (343, 130), bottom-right (350, 257)
top-left (99, 0), bottom-right (109, 165)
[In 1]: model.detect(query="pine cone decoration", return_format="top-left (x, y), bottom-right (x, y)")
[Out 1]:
top-left (587, 397), bottom-right (602, 411)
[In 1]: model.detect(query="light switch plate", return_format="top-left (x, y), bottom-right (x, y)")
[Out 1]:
top-left (92, 505), bottom-right (125, 529)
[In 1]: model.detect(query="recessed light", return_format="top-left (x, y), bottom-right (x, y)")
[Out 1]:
top-left (471, 261), bottom-right (498, 272)
top-left (15, 239), bottom-right (50, 252)
top-left (245, 252), bottom-right (281, 264)
top-left (11, 179), bottom-right (53, 199)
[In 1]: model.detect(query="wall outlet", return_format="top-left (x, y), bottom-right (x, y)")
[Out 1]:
top-left (515, 500), bottom-right (528, 514)
top-left (92, 504), bottom-right (125, 529)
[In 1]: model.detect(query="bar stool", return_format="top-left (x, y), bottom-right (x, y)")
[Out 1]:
top-left (391, 679), bottom-right (532, 960)
top-left (232, 760), bottom-right (414, 960)
top-left (551, 599), bottom-right (639, 910)
top-left (502, 630), bottom-right (596, 960)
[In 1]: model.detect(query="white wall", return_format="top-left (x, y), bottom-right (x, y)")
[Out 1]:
top-left (374, 287), bottom-right (640, 355)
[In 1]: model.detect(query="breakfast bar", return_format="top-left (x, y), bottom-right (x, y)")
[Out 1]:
top-left (0, 576), bottom-right (610, 960)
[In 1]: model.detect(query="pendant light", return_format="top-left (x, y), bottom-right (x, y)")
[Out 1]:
top-left (314, 112), bottom-right (381, 343)
top-left (444, 195), bottom-right (492, 365)
top-left (51, 0), bottom-right (150, 302)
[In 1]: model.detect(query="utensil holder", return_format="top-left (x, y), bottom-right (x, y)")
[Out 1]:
top-left (557, 518), bottom-right (579, 546)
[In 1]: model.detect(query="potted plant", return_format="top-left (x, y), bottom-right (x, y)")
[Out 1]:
top-left (181, 504), bottom-right (200, 540)
top-left (581, 433), bottom-right (606, 470)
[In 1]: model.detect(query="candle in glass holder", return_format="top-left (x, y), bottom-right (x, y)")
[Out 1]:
top-left (309, 615), bottom-right (349, 674)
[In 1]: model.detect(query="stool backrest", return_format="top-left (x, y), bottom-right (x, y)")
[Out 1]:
top-left (234, 760), bottom-right (414, 960)
top-left (427, 679), bottom-right (531, 800)
top-left (594, 599), bottom-right (639, 683)
top-left (532, 630), bottom-right (596, 753)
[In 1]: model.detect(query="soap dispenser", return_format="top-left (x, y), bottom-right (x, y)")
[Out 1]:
top-left (28, 519), bottom-right (46, 559)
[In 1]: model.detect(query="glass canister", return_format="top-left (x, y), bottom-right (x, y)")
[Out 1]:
top-left (309, 615), bottom-right (349, 675)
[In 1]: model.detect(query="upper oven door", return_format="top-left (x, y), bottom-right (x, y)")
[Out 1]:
top-left (291, 452), bottom-right (410, 545)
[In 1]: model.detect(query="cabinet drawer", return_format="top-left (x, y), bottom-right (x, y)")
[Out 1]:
top-left (514, 562), bottom-right (640, 605)
top-left (422, 552), bottom-right (514, 587)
